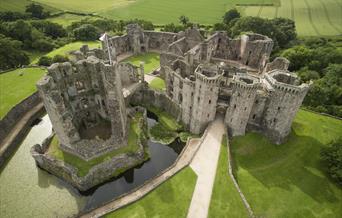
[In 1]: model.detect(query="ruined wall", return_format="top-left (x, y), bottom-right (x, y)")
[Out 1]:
top-left (129, 86), bottom-right (182, 121)
top-left (105, 35), bottom-right (129, 59)
top-left (144, 31), bottom-right (177, 51)
top-left (264, 57), bottom-right (290, 72)
top-left (225, 75), bottom-right (260, 136)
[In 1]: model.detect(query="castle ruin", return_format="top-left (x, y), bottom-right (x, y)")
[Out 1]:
top-left (33, 24), bottom-right (310, 191)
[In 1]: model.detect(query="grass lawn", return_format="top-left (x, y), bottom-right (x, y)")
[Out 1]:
top-left (122, 52), bottom-right (160, 74)
top-left (31, 41), bottom-right (101, 64)
top-left (104, 167), bottom-right (197, 218)
top-left (47, 112), bottom-right (147, 177)
top-left (148, 77), bottom-right (165, 91)
top-left (0, 67), bottom-right (46, 119)
top-left (230, 109), bottom-right (342, 217)
top-left (208, 135), bottom-right (249, 218)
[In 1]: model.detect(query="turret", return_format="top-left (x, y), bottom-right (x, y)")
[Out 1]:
top-left (225, 74), bottom-right (260, 136)
top-left (262, 70), bottom-right (310, 144)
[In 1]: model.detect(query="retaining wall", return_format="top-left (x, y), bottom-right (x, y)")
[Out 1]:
top-left (0, 92), bottom-right (41, 144)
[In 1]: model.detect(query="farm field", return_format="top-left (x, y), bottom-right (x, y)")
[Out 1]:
top-left (32, 0), bottom-right (342, 36)
top-left (230, 109), bottom-right (342, 217)
top-left (0, 0), bottom-right (58, 12)
top-left (46, 13), bottom-right (96, 27)
top-left (0, 67), bottom-right (46, 119)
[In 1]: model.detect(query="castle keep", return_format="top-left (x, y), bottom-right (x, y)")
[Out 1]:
top-left (105, 24), bottom-right (310, 144)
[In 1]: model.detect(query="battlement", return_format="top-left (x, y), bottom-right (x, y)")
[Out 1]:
top-left (265, 70), bottom-right (310, 94)
top-left (231, 74), bottom-right (260, 90)
top-left (194, 64), bottom-right (223, 84)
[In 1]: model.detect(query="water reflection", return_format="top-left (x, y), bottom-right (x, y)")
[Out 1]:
top-left (0, 115), bottom-right (184, 217)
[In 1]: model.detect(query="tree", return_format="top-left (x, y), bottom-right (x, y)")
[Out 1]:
top-left (179, 15), bottom-right (189, 25)
top-left (32, 38), bottom-right (55, 52)
top-left (281, 46), bottom-right (313, 71)
top-left (38, 56), bottom-right (52, 66)
top-left (0, 35), bottom-right (29, 70)
top-left (0, 11), bottom-right (27, 22)
top-left (296, 67), bottom-right (320, 82)
top-left (321, 138), bottom-right (342, 186)
top-left (31, 21), bottom-right (67, 39)
top-left (73, 24), bottom-right (100, 41)
top-left (212, 23), bottom-right (228, 31)
top-left (223, 9), bottom-right (240, 24)
top-left (25, 3), bottom-right (49, 19)
top-left (6, 20), bottom-right (32, 42)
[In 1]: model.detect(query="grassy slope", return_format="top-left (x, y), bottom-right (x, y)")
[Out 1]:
top-left (46, 13), bottom-right (96, 27)
top-left (230, 109), bottom-right (342, 217)
top-left (105, 167), bottom-right (197, 218)
top-left (31, 41), bottom-right (101, 64)
top-left (0, 0), bottom-right (58, 12)
top-left (122, 52), bottom-right (160, 74)
top-left (149, 77), bottom-right (165, 91)
top-left (47, 112), bottom-right (146, 177)
top-left (147, 105), bottom-right (183, 132)
top-left (0, 67), bottom-right (46, 119)
top-left (208, 136), bottom-right (249, 218)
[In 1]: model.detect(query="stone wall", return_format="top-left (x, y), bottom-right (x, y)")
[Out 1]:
top-left (0, 92), bottom-right (41, 144)
top-left (129, 86), bottom-right (182, 122)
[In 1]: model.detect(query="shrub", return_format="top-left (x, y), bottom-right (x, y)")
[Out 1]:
top-left (52, 55), bottom-right (69, 63)
top-left (38, 56), bottom-right (52, 66)
top-left (321, 138), bottom-right (342, 186)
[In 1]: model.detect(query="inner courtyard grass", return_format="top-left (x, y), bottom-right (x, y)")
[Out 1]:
top-left (104, 167), bottom-right (197, 218)
top-left (148, 77), bottom-right (165, 91)
top-left (208, 136), bottom-right (249, 218)
top-left (0, 67), bottom-right (46, 119)
top-left (47, 112), bottom-right (146, 177)
top-left (31, 41), bottom-right (101, 64)
top-left (122, 52), bottom-right (160, 74)
top-left (230, 109), bottom-right (342, 217)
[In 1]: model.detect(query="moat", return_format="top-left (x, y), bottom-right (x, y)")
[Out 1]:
top-left (0, 114), bottom-right (184, 217)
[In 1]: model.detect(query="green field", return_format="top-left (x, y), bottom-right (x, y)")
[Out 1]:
top-left (31, 0), bottom-right (342, 36)
top-left (208, 135), bottom-right (249, 218)
top-left (122, 52), bottom-right (160, 74)
top-left (46, 13), bottom-right (96, 27)
top-left (0, 0), bottom-right (58, 12)
top-left (105, 167), bottom-right (197, 218)
top-left (31, 41), bottom-right (101, 64)
top-left (230, 109), bottom-right (342, 217)
top-left (0, 67), bottom-right (46, 119)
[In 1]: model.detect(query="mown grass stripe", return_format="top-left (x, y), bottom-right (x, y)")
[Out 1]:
top-left (257, 0), bottom-right (264, 17)
top-left (303, 0), bottom-right (322, 35)
top-left (317, 0), bottom-right (342, 34)
top-left (290, 0), bottom-right (295, 20)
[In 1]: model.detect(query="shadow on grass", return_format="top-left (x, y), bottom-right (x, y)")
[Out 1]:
top-left (230, 127), bottom-right (340, 205)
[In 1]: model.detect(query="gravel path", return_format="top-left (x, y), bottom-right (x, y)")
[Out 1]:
top-left (187, 116), bottom-right (225, 218)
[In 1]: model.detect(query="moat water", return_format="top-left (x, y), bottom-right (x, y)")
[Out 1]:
top-left (0, 114), bottom-right (184, 217)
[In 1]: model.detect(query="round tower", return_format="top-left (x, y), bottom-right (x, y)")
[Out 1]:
top-left (225, 74), bottom-right (260, 136)
top-left (190, 64), bottom-right (222, 134)
top-left (263, 70), bottom-right (310, 144)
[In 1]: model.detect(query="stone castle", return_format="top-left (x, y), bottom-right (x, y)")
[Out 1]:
top-left (33, 24), bottom-right (309, 190)
top-left (105, 24), bottom-right (310, 144)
